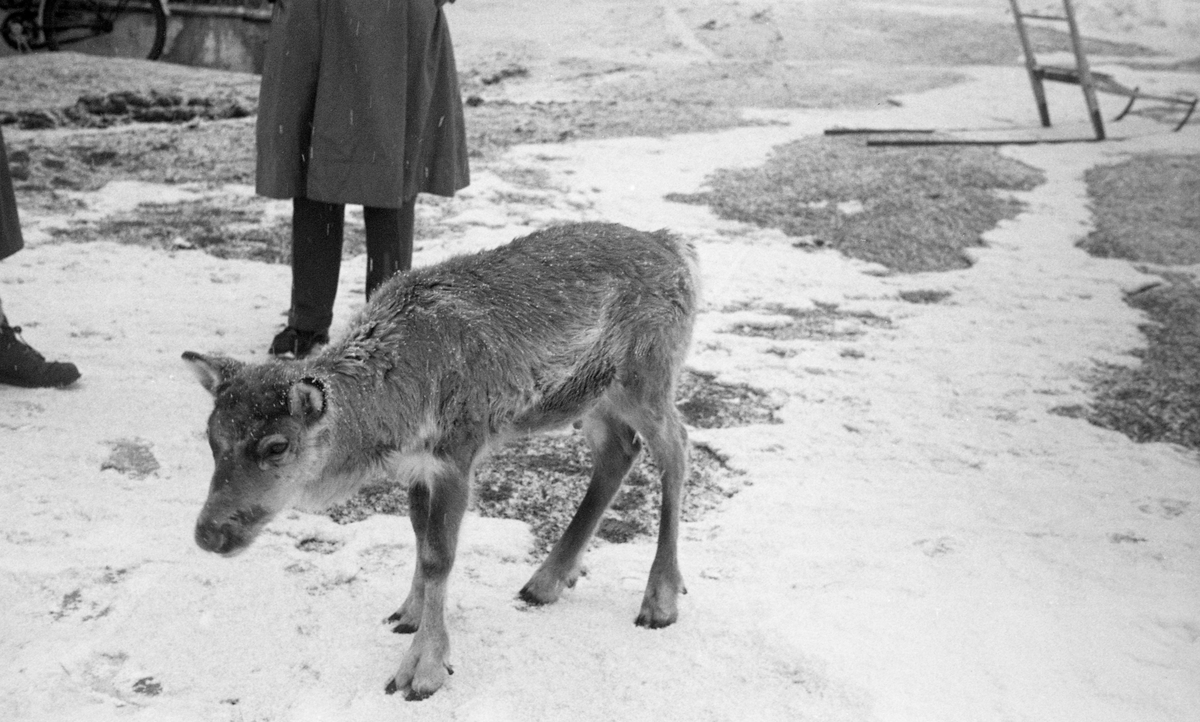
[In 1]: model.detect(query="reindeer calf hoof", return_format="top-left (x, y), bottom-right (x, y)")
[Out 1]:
top-left (386, 657), bottom-right (451, 695)
top-left (634, 609), bottom-right (678, 629)
top-left (518, 579), bottom-right (564, 606)
top-left (387, 635), bottom-right (453, 700)
top-left (385, 662), bottom-right (454, 700)
top-left (518, 585), bottom-right (551, 606)
top-left (385, 609), bottom-right (420, 634)
top-left (635, 582), bottom-right (683, 629)
top-left (386, 682), bottom-right (435, 702)
top-left (518, 566), bottom-right (581, 605)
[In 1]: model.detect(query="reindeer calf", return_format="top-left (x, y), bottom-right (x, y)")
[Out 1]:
top-left (184, 222), bottom-right (699, 699)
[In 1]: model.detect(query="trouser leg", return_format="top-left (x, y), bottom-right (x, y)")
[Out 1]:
top-left (364, 197), bottom-right (416, 300)
top-left (288, 197), bottom-right (345, 332)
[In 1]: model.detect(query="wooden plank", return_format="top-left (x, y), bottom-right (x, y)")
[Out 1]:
top-left (824, 128), bottom-right (936, 135)
top-left (867, 135), bottom-right (1101, 146)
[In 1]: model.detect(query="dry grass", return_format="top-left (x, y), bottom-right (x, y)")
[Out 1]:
top-left (326, 369), bottom-right (767, 555)
top-left (34, 194), bottom-right (437, 264)
top-left (899, 289), bottom-right (952, 304)
top-left (1084, 274), bottom-right (1200, 450)
top-left (47, 198), bottom-right (293, 262)
top-left (6, 121), bottom-right (257, 216)
top-left (1078, 154), bottom-right (1200, 264)
top-left (667, 135), bottom-right (1044, 273)
top-left (0, 53), bottom-right (260, 114)
top-left (328, 434), bottom-right (741, 557)
top-left (728, 302), bottom-right (892, 342)
top-left (1074, 154), bottom-right (1200, 451)
top-left (675, 369), bottom-right (781, 428)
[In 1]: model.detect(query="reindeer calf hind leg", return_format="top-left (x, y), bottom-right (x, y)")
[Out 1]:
top-left (520, 411), bottom-right (641, 605)
top-left (632, 408), bottom-right (689, 629)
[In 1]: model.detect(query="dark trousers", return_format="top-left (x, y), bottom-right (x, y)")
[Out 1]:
top-left (288, 196), bottom-right (415, 332)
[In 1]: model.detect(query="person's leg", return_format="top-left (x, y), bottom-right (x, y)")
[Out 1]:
top-left (290, 196), bottom-right (346, 331)
top-left (270, 197), bottom-right (345, 358)
top-left (364, 197), bottom-right (416, 300)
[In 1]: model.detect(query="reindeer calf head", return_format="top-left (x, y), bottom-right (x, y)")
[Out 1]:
top-left (183, 352), bottom-right (328, 557)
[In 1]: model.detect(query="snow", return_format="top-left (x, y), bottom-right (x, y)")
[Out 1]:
top-left (3, 1), bottom-right (1200, 720)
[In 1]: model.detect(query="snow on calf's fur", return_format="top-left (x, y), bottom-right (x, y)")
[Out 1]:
top-left (183, 222), bottom-right (700, 700)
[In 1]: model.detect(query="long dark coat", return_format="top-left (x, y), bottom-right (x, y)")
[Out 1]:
top-left (0, 127), bottom-right (24, 262)
top-left (256, 0), bottom-right (470, 208)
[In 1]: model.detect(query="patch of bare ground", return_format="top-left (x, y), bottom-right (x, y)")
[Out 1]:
top-left (329, 433), bottom-right (740, 556)
top-left (727, 301), bottom-right (893, 341)
top-left (328, 369), bottom-right (773, 554)
top-left (461, 95), bottom-right (759, 158)
top-left (0, 53), bottom-right (260, 114)
top-left (1079, 154), bottom-right (1200, 265)
top-left (675, 369), bottom-right (782, 428)
top-left (51, 197), bottom-right (291, 261)
top-left (1057, 274), bottom-right (1200, 450)
top-left (37, 196), bottom-right (444, 263)
top-left (898, 289), bottom-right (953, 304)
top-left (667, 135), bottom-right (1044, 273)
top-left (1, 90), bottom-right (252, 131)
top-left (6, 122), bottom-right (256, 214)
top-left (1062, 154), bottom-right (1200, 451)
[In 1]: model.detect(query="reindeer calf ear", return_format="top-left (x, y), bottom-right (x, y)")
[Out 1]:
top-left (182, 351), bottom-right (244, 395)
top-left (289, 377), bottom-right (326, 423)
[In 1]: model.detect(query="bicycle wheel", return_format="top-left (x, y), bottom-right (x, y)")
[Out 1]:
top-left (43, 0), bottom-right (167, 60)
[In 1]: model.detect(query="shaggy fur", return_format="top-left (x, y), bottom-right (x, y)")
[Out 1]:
top-left (184, 222), bottom-right (700, 699)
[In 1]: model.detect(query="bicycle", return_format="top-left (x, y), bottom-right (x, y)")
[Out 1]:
top-left (1, 0), bottom-right (168, 61)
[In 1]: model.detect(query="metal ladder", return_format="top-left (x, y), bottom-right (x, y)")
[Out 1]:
top-left (1009, 0), bottom-right (1107, 139)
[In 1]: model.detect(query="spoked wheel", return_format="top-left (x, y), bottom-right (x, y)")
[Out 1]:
top-left (2, 10), bottom-right (46, 52)
top-left (43, 0), bottom-right (167, 60)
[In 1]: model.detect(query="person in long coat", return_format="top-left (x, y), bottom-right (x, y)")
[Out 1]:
top-left (258, 0), bottom-right (470, 358)
top-left (0, 127), bottom-right (80, 388)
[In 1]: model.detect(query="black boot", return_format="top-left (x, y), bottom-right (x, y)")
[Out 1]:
top-left (0, 321), bottom-right (80, 388)
top-left (268, 325), bottom-right (329, 360)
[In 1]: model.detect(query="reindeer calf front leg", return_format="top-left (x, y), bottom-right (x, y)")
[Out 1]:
top-left (385, 470), bottom-right (468, 700)
top-left (386, 537), bottom-right (425, 634)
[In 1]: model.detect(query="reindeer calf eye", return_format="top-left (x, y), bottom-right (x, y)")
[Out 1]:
top-left (257, 436), bottom-right (290, 458)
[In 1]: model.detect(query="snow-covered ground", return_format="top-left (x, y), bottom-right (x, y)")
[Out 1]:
top-left (2, 1), bottom-right (1199, 720)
